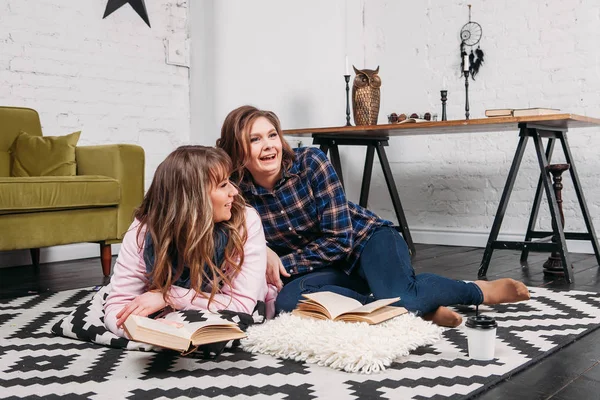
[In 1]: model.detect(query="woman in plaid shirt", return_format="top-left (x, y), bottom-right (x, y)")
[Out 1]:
top-left (218, 105), bottom-right (530, 327)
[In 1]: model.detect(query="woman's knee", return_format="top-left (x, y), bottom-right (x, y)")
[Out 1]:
top-left (275, 284), bottom-right (303, 313)
top-left (359, 227), bottom-right (413, 277)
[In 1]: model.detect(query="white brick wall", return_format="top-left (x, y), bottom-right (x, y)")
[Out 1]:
top-left (3, 0), bottom-right (598, 265)
top-left (194, 0), bottom-right (600, 253)
top-left (0, 0), bottom-right (190, 189)
top-left (351, 0), bottom-right (600, 250)
top-left (0, 0), bottom-right (190, 265)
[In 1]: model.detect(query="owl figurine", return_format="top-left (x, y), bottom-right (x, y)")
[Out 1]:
top-left (352, 66), bottom-right (382, 126)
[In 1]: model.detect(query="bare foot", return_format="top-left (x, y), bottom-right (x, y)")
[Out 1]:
top-left (423, 306), bottom-right (463, 328)
top-left (475, 278), bottom-right (530, 305)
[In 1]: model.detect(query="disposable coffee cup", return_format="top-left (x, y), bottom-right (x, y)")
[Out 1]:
top-left (465, 315), bottom-right (498, 361)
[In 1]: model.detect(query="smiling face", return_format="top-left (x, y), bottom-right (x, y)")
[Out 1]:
top-left (245, 116), bottom-right (283, 189)
top-left (209, 173), bottom-right (239, 223)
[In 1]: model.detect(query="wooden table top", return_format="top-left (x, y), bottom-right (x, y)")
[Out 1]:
top-left (283, 114), bottom-right (600, 137)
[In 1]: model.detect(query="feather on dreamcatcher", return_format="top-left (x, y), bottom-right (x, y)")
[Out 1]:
top-left (460, 5), bottom-right (484, 80)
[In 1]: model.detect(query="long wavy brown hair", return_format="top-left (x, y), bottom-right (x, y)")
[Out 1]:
top-left (134, 146), bottom-right (247, 307)
top-left (216, 105), bottom-right (295, 184)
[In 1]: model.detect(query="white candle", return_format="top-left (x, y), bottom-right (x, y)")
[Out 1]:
top-left (442, 76), bottom-right (447, 89)
top-left (345, 55), bottom-right (350, 75)
top-left (463, 54), bottom-right (469, 72)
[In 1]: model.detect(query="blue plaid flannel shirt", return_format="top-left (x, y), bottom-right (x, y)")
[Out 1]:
top-left (239, 147), bottom-right (393, 275)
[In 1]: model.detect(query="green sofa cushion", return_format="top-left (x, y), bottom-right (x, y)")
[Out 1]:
top-left (0, 151), bottom-right (9, 177)
top-left (0, 175), bottom-right (120, 214)
top-left (10, 131), bottom-right (81, 177)
top-left (1, 208), bottom-right (118, 250)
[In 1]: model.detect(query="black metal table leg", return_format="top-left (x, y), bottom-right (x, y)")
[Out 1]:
top-left (375, 141), bottom-right (416, 256)
top-left (318, 140), bottom-right (345, 188)
top-left (521, 139), bottom-right (556, 264)
top-left (560, 132), bottom-right (600, 267)
top-left (328, 142), bottom-right (345, 188)
top-left (359, 144), bottom-right (376, 207)
top-left (532, 131), bottom-right (573, 283)
top-left (478, 130), bottom-right (529, 278)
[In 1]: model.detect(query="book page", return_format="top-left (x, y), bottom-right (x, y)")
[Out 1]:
top-left (184, 319), bottom-right (238, 334)
top-left (190, 324), bottom-right (246, 346)
top-left (129, 315), bottom-right (192, 339)
top-left (337, 306), bottom-right (407, 324)
top-left (295, 300), bottom-right (334, 319)
top-left (124, 315), bottom-right (192, 352)
top-left (344, 297), bottom-right (400, 315)
top-left (291, 309), bottom-right (329, 320)
top-left (302, 292), bottom-right (363, 320)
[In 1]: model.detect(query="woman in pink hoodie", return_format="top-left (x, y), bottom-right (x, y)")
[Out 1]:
top-left (104, 146), bottom-right (277, 337)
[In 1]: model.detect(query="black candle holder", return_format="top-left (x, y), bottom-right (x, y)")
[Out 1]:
top-left (463, 71), bottom-right (470, 120)
top-left (344, 74), bottom-right (352, 126)
top-left (440, 90), bottom-right (448, 121)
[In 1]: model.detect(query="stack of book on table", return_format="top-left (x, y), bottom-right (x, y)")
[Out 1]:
top-left (485, 108), bottom-right (560, 118)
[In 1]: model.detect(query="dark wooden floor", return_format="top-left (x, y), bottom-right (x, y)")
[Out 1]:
top-left (1, 244), bottom-right (600, 399)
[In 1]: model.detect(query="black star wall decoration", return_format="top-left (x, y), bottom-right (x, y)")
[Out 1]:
top-left (103, 0), bottom-right (151, 28)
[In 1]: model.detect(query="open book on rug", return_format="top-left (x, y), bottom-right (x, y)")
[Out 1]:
top-left (124, 314), bottom-right (246, 354)
top-left (292, 291), bottom-right (407, 324)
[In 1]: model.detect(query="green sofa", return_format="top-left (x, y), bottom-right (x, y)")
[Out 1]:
top-left (0, 106), bottom-right (145, 276)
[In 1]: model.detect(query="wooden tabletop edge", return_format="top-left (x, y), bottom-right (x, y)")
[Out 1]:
top-left (282, 114), bottom-right (600, 135)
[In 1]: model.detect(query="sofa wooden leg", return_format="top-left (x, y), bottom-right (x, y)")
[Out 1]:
top-left (30, 248), bottom-right (40, 267)
top-left (100, 243), bottom-right (112, 277)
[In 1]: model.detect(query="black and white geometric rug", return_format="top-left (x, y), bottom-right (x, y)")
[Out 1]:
top-left (2, 286), bottom-right (600, 399)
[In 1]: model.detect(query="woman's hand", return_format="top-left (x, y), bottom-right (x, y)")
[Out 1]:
top-left (266, 247), bottom-right (290, 291)
top-left (116, 291), bottom-right (168, 327)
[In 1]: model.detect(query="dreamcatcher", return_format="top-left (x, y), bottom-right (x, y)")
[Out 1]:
top-left (460, 5), bottom-right (484, 79)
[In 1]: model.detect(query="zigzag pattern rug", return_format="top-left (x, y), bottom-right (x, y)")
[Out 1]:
top-left (1, 286), bottom-right (600, 399)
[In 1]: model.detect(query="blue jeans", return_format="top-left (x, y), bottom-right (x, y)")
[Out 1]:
top-left (275, 226), bottom-right (484, 315)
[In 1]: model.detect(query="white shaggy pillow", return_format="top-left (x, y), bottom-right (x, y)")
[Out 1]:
top-left (241, 312), bottom-right (443, 374)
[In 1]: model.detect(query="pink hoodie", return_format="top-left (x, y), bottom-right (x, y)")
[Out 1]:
top-left (104, 206), bottom-right (277, 337)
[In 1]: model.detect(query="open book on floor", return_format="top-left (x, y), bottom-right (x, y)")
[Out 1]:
top-left (291, 291), bottom-right (407, 324)
top-left (124, 314), bottom-right (246, 354)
